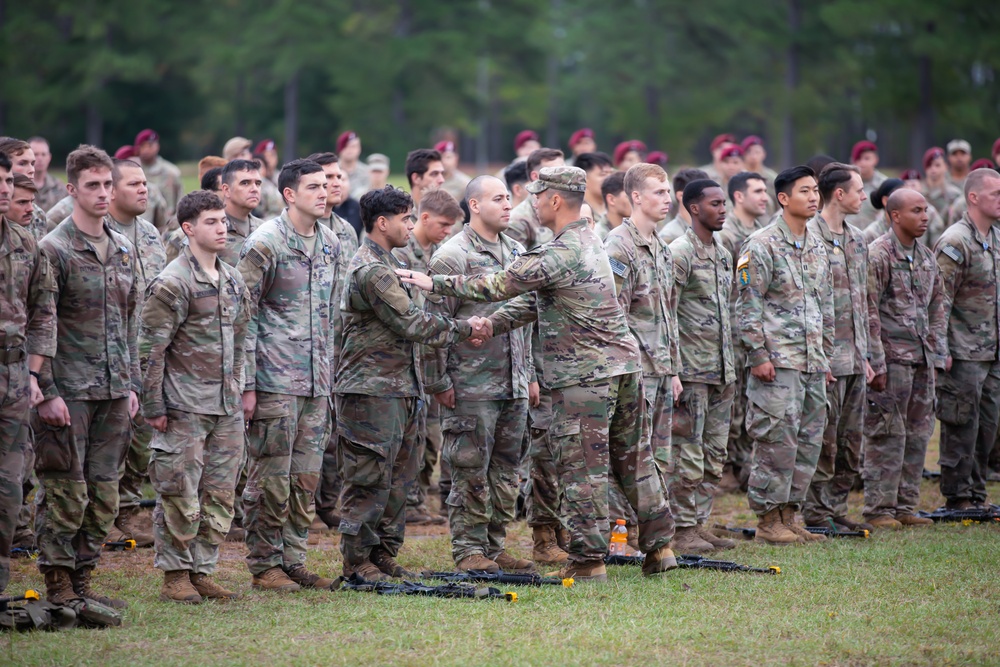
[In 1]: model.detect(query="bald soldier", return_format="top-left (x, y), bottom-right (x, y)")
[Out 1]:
top-left (400, 166), bottom-right (678, 582)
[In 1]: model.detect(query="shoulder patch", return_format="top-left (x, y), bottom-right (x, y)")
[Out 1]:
top-left (738, 266), bottom-right (751, 286)
top-left (152, 284), bottom-right (181, 311)
top-left (609, 257), bottom-right (628, 277)
top-left (737, 252), bottom-right (750, 270)
top-left (245, 245), bottom-right (272, 268)
top-left (374, 272), bottom-right (393, 293)
top-left (941, 245), bottom-right (963, 263)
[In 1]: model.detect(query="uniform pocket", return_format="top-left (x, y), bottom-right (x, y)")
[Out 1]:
top-left (442, 415), bottom-right (481, 469)
top-left (550, 419), bottom-right (584, 471)
top-left (745, 380), bottom-right (787, 443)
top-left (32, 420), bottom-right (73, 474)
top-left (339, 438), bottom-right (389, 488)
top-left (247, 395), bottom-right (291, 459)
top-left (865, 392), bottom-right (902, 438)
top-left (936, 376), bottom-right (972, 426)
top-left (671, 395), bottom-right (694, 438)
top-left (149, 428), bottom-right (190, 497)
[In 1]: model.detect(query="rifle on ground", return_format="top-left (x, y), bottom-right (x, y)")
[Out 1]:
top-left (0, 590), bottom-right (121, 631)
top-left (138, 499), bottom-right (157, 508)
top-left (604, 553), bottom-right (779, 575)
top-left (713, 524), bottom-right (870, 539)
top-left (103, 539), bottom-right (137, 551)
top-left (421, 570), bottom-right (574, 588)
top-left (916, 504), bottom-right (1000, 524)
top-left (337, 573), bottom-right (517, 601)
top-left (922, 469), bottom-right (941, 480)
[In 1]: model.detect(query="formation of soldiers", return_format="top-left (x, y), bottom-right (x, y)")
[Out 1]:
top-left (1, 126), bottom-right (999, 607)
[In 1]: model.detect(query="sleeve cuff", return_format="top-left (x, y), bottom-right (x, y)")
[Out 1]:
top-left (747, 347), bottom-right (770, 368)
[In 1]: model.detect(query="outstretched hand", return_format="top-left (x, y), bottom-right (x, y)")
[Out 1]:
top-left (396, 268), bottom-right (433, 292)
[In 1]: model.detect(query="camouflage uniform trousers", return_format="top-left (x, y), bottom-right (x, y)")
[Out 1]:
top-left (550, 372), bottom-right (674, 563)
top-left (442, 399), bottom-right (528, 563)
top-left (727, 346), bottom-right (754, 482)
top-left (862, 364), bottom-right (935, 518)
top-left (524, 390), bottom-right (561, 528)
top-left (150, 410), bottom-right (242, 574)
top-left (0, 361), bottom-right (30, 592)
top-left (407, 397), bottom-right (445, 510)
top-left (14, 424), bottom-right (36, 546)
top-left (745, 369), bottom-right (827, 515)
top-left (33, 398), bottom-right (131, 571)
top-left (316, 410), bottom-right (342, 520)
top-left (936, 359), bottom-right (1000, 505)
top-left (117, 413), bottom-right (153, 510)
top-left (243, 392), bottom-right (330, 575)
top-left (803, 374), bottom-right (866, 524)
top-left (336, 394), bottom-right (420, 568)
top-left (669, 382), bottom-right (736, 528)
top-left (608, 375), bottom-right (673, 529)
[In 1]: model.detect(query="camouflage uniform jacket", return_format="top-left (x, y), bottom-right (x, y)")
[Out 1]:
top-left (142, 156), bottom-right (183, 214)
top-left (867, 231), bottom-right (947, 373)
top-left (441, 171), bottom-right (472, 202)
top-left (863, 210), bottom-right (946, 250)
top-left (433, 219), bottom-right (641, 389)
top-left (35, 173), bottom-right (67, 213)
top-left (605, 218), bottom-right (679, 378)
top-left (163, 211), bottom-right (262, 267)
top-left (657, 215), bottom-right (690, 245)
top-left (45, 195), bottom-right (73, 234)
top-left (392, 233), bottom-right (441, 310)
top-left (594, 217), bottom-right (622, 242)
top-left (335, 238), bottom-right (473, 398)
top-left (807, 214), bottom-right (869, 376)
top-left (926, 181), bottom-right (963, 221)
top-left (505, 198), bottom-right (552, 251)
top-left (106, 214), bottom-right (167, 296)
top-left (849, 170), bottom-right (888, 229)
top-left (27, 203), bottom-right (49, 242)
top-left (424, 225), bottom-right (533, 401)
top-left (934, 213), bottom-right (1000, 362)
top-left (255, 177), bottom-right (285, 221)
top-left (145, 182), bottom-right (171, 234)
top-left (38, 219), bottom-right (140, 400)
top-left (669, 228), bottom-right (735, 385)
top-left (736, 216), bottom-right (835, 372)
top-left (238, 211), bottom-right (341, 397)
top-left (345, 161), bottom-right (371, 202)
top-left (140, 246), bottom-right (250, 418)
top-left (0, 217), bottom-right (57, 359)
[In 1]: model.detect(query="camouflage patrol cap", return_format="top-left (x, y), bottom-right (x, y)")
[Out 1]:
top-left (526, 166), bottom-right (587, 194)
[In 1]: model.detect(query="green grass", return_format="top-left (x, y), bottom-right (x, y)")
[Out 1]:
top-left (5, 430), bottom-right (999, 666)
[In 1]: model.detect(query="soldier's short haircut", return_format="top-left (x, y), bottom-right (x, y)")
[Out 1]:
top-left (418, 188), bottom-right (463, 220)
top-left (964, 167), bottom-right (1000, 201)
top-left (13, 173), bottom-right (37, 192)
top-left (201, 167), bottom-right (224, 192)
top-left (222, 158), bottom-right (263, 186)
top-left (405, 149), bottom-right (442, 188)
top-left (526, 148), bottom-right (564, 177)
top-left (360, 185), bottom-right (413, 233)
top-left (885, 188), bottom-right (920, 217)
top-left (0, 154), bottom-right (10, 172)
top-left (601, 171), bottom-right (626, 203)
top-left (773, 165), bottom-right (817, 207)
top-left (503, 160), bottom-right (529, 191)
top-left (465, 175), bottom-right (505, 207)
top-left (177, 190), bottom-right (225, 226)
top-left (0, 137), bottom-right (31, 159)
top-left (871, 178), bottom-right (904, 211)
top-left (574, 151), bottom-right (613, 174)
top-left (111, 158), bottom-right (143, 186)
top-left (817, 162), bottom-right (861, 205)
top-left (727, 171), bottom-right (766, 204)
top-left (682, 179), bottom-right (722, 214)
top-left (806, 154), bottom-right (836, 178)
top-left (278, 159), bottom-right (324, 201)
top-left (65, 144), bottom-right (113, 185)
top-left (672, 168), bottom-right (709, 199)
top-left (624, 163), bottom-right (668, 205)
top-left (306, 152), bottom-right (339, 167)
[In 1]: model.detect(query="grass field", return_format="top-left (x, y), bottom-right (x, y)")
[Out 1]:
top-left (5, 429), bottom-right (999, 666)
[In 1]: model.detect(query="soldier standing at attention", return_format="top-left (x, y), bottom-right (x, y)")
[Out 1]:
top-left (237, 159), bottom-right (341, 592)
top-left (400, 167), bottom-right (679, 582)
top-left (594, 171), bottom-right (631, 241)
top-left (134, 129), bottom-right (183, 217)
top-left (337, 131), bottom-right (371, 202)
top-left (28, 136), bottom-right (67, 213)
top-left (668, 179), bottom-right (738, 553)
top-left (657, 168), bottom-right (708, 245)
top-left (140, 191), bottom-right (250, 603)
top-left (736, 165), bottom-right (834, 546)
top-left (34, 145), bottom-right (140, 608)
top-left (922, 147), bottom-right (963, 222)
top-left (934, 168), bottom-right (1000, 510)
top-left (0, 137), bottom-right (49, 242)
top-left (424, 175), bottom-right (536, 573)
top-left (335, 186), bottom-right (486, 581)
top-left (847, 141), bottom-right (888, 230)
top-left (864, 189), bottom-right (945, 527)
top-left (802, 163), bottom-right (875, 533)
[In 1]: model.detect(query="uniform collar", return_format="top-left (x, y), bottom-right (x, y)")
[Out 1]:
top-left (183, 245), bottom-right (225, 286)
top-left (66, 218), bottom-right (128, 258)
top-left (622, 218), bottom-right (661, 249)
top-left (363, 237), bottom-right (404, 268)
top-left (683, 227), bottom-right (718, 260)
top-left (551, 217), bottom-right (588, 242)
top-left (464, 224), bottom-right (515, 263)
top-left (774, 215), bottom-right (812, 249)
top-left (888, 230), bottom-right (919, 263)
top-left (276, 210), bottom-right (336, 257)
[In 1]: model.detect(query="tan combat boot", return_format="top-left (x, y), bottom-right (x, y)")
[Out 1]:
top-left (457, 553), bottom-right (500, 573)
top-left (641, 546), bottom-right (678, 577)
top-left (696, 524), bottom-right (736, 551)
top-left (866, 514), bottom-right (904, 530)
top-left (494, 551), bottom-right (536, 573)
top-left (780, 507), bottom-right (826, 542)
top-left (344, 561), bottom-right (390, 582)
top-left (160, 570), bottom-right (202, 604)
top-left (251, 566), bottom-right (301, 591)
top-left (896, 513), bottom-right (933, 527)
top-left (671, 526), bottom-right (716, 554)
top-left (371, 547), bottom-right (417, 578)
top-left (406, 504), bottom-right (447, 526)
top-left (114, 507), bottom-right (154, 548)
top-left (285, 564), bottom-right (337, 590)
top-left (72, 566), bottom-right (128, 609)
top-left (190, 573), bottom-right (240, 600)
top-left (556, 526), bottom-right (571, 551)
top-left (753, 509), bottom-right (802, 546)
top-left (532, 525), bottom-right (569, 565)
top-left (559, 559), bottom-right (608, 582)
top-left (44, 567), bottom-right (83, 606)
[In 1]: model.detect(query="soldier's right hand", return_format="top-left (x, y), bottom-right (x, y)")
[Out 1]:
top-left (750, 361), bottom-right (776, 383)
top-left (148, 415), bottom-right (168, 433)
top-left (242, 390), bottom-right (257, 422)
top-left (434, 388), bottom-right (456, 409)
top-left (37, 397), bottom-right (71, 427)
top-left (870, 373), bottom-right (887, 392)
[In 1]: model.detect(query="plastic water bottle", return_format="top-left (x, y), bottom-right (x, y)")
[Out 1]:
top-left (609, 519), bottom-right (628, 556)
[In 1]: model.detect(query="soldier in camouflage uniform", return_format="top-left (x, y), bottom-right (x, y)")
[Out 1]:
top-left (802, 164), bottom-right (875, 531)
top-left (668, 180), bottom-right (738, 553)
top-left (594, 171), bottom-right (630, 241)
top-left (504, 149), bottom-right (564, 251)
top-left (865, 189), bottom-right (946, 527)
top-left (104, 159), bottom-right (167, 548)
top-left (28, 137), bottom-right (67, 213)
top-left (436, 141), bottom-right (472, 202)
top-left (657, 169), bottom-right (709, 245)
top-left (923, 147), bottom-right (963, 221)
top-left (135, 130), bottom-right (183, 216)
top-left (934, 169), bottom-right (1000, 510)
top-left (0, 139), bottom-right (49, 243)
top-left (34, 146), bottom-right (139, 608)
top-left (718, 172), bottom-right (771, 492)
top-left (237, 160), bottom-right (340, 592)
top-left (424, 176), bottom-right (536, 572)
top-left (736, 165), bottom-right (835, 546)
top-left (401, 167), bottom-right (678, 581)
top-left (0, 155), bottom-right (57, 593)
top-left (140, 192), bottom-right (250, 603)
top-left (847, 141), bottom-right (888, 230)
top-left (335, 186), bottom-right (483, 582)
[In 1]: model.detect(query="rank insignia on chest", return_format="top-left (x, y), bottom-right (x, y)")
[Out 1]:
top-left (120, 249), bottom-right (129, 265)
top-left (832, 239), bottom-right (841, 254)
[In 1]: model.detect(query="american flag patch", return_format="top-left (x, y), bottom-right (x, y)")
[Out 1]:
top-left (941, 245), bottom-right (962, 263)
top-left (609, 257), bottom-right (627, 277)
top-left (375, 273), bottom-right (393, 293)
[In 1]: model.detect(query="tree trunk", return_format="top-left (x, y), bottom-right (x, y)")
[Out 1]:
top-left (475, 55), bottom-right (490, 174)
top-left (283, 70), bottom-right (299, 164)
top-left (780, 0), bottom-right (801, 169)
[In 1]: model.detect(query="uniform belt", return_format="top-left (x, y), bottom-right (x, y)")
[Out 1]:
top-left (0, 347), bottom-right (26, 364)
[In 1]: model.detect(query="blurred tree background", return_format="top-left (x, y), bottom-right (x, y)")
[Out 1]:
top-left (1, 0), bottom-right (998, 169)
